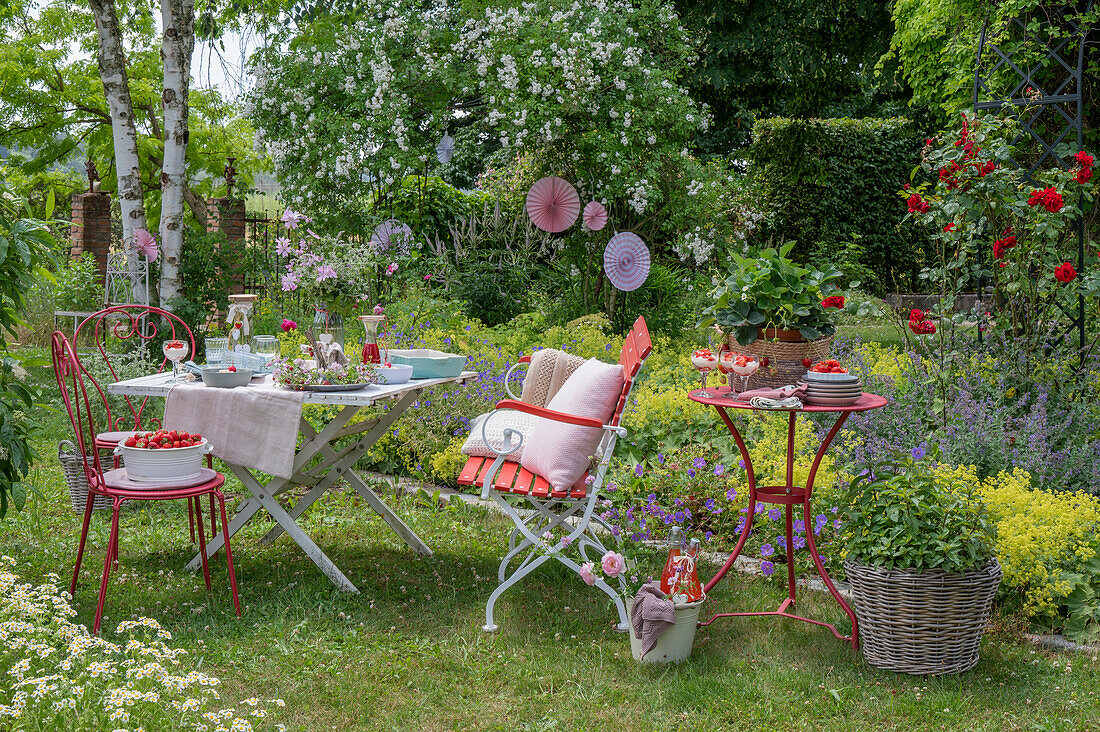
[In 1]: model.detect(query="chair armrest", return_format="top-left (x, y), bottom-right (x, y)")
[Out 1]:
top-left (503, 357), bottom-right (531, 401)
top-left (494, 399), bottom-right (603, 428)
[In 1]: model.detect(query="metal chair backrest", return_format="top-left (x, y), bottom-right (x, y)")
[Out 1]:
top-left (73, 305), bottom-right (196, 432)
top-left (51, 331), bottom-right (104, 486)
top-left (611, 316), bottom-right (653, 427)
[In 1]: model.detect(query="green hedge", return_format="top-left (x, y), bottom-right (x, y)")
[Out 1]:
top-left (747, 117), bottom-right (934, 293)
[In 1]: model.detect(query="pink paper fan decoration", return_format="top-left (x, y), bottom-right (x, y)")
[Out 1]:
top-left (603, 232), bottom-right (651, 292)
top-left (525, 176), bottom-right (580, 233)
top-left (371, 219), bottom-right (413, 253)
top-left (134, 229), bottom-right (158, 263)
top-left (583, 201), bottom-right (608, 231)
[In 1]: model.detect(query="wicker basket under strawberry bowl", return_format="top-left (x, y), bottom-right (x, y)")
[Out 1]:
top-left (114, 430), bottom-right (213, 486)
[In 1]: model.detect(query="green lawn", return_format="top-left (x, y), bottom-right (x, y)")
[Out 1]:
top-left (3, 431), bottom-right (1099, 732)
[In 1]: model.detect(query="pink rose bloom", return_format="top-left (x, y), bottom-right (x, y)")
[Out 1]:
top-left (579, 562), bottom-right (596, 586)
top-left (601, 551), bottom-right (625, 578)
top-left (281, 319), bottom-right (297, 332)
top-left (373, 304), bottom-right (384, 315)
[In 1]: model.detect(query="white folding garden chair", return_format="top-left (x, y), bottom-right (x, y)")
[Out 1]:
top-left (457, 316), bottom-right (652, 631)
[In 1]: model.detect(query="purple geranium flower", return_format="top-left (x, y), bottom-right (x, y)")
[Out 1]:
top-left (760, 561), bottom-right (776, 576)
top-left (767, 509), bottom-right (781, 521)
top-left (693, 457), bottom-right (706, 470)
top-left (760, 543), bottom-right (775, 557)
top-left (633, 464), bottom-right (644, 478)
top-left (713, 464), bottom-right (725, 476)
top-left (912, 446), bottom-right (926, 460)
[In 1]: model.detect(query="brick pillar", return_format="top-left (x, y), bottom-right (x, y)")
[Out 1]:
top-left (70, 192), bottom-right (112, 281)
top-left (207, 197), bottom-right (246, 293)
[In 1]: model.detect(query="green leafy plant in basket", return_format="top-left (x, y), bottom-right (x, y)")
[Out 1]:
top-left (702, 243), bottom-right (845, 345)
top-left (841, 451), bottom-right (996, 573)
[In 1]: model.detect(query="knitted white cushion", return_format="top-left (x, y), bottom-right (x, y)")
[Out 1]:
top-left (520, 358), bottom-right (625, 491)
top-left (461, 410), bottom-right (540, 459)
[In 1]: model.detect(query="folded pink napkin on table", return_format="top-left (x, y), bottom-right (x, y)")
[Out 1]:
top-left (736, 382), bottom-right (808, 402)
top-left (631, 581), bottom-right (677, 659)
top-left (163, 378), bottom-right (306, 478)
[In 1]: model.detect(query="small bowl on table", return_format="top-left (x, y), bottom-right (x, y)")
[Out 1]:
top-left (201, 367), bottom-right (254, 388)
top-left (372, 362), bottom-right (414, 385)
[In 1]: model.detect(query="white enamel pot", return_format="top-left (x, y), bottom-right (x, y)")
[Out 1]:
top-left (114, 439), bottom-right (213, 483)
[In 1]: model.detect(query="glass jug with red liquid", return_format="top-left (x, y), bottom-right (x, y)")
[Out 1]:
top-left (358, 314), bottom-right (385, 365)
top-left (660, 528), bottom-right (704, 603)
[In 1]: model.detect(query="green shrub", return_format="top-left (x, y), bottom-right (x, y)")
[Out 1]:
top-left (747, 117), bottom-right (934, 293)
top-left (166, 228), bottom-right (237, 328)
top-left (53, 252), bottom-right (103, 311)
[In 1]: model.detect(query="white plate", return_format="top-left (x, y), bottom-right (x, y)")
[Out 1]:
top-left (803, 371), bottom-right (859, 382)
top-left (804, 395), bottom-right (862, 406)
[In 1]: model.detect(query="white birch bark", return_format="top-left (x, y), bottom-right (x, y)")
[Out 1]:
top-left (158, 0), bottom-right (196, 309)
top-left (89, 0), bottom-right (148, 303)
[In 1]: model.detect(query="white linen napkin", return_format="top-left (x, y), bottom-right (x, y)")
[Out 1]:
top-left (163, 378), bottom-right (306, 478)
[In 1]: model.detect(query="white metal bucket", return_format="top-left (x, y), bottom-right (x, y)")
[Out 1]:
top-left (628, 599), bottom-right (704, 664)
top-left (114, 439), bottom-right (213, 483)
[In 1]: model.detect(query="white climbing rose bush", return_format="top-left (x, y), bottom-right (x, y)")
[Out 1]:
top-left (248, 0), bottom-right (752, 262)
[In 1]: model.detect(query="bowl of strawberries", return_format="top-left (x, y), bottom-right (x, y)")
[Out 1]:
top-left (114, 429), bottom-right (213, 483)
top-left (803, 358), bottom-right (855, 381)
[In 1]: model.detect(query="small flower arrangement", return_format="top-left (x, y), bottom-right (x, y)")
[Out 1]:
top-left (271, 357), bottom-right (378, 390)
top-left (703, 243), bottom-right (846, 345)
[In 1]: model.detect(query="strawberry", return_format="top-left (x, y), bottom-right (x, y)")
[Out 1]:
top-left (148, 443), bottom-right (159, 449)
top-left (826, 359), bottom-right (840, 368)
top-left (178, 432), bottom-right (190, 441)
top-left (802, 358), bottom-right (812, 369)
top-left (227, 365), bottom-right (237, 372)
top-left (192, 434), bottom-right (202, 443)
top-left (172, 441), bottom-right (181, 449)
top-left (124, 437), bottom-right (137, 447)
top-left (761, 357), bottom-right (770, 368)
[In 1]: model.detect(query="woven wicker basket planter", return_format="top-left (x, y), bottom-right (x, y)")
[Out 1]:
top-left (844, 558), bottom-right (1002, 676)
top-left (59, 440), bottom-right (112, 513)
top-left (722, 331), bottom-right (834, 389)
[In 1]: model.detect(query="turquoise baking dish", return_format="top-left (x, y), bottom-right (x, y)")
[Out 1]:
top-left (386, 349), bottom-right (467, 379)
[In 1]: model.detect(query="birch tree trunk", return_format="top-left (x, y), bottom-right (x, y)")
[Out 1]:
top-left (158, 0), bottom-right (195, 310)
top-left (89, 0), bottom-right (148, 303)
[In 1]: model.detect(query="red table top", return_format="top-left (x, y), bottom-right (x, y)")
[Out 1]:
top-left (688, 385), bottom-right (888, 413)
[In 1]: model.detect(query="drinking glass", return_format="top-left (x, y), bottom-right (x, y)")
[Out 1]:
top-left (162, 339), bottom-right (190, 383)
top-left (251, 335), bottom-right (280, 365)
top-left (729, 352), bottom-right (760, 393)
top-left (205, 337), bottom-right (229, 367)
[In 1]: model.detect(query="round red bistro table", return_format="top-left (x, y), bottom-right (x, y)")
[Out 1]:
top-left (688, 385), bottom-right (888, 649)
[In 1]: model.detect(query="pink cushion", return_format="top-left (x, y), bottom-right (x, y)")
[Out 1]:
top-left (96, 431), bottom-right (141, 445)
top-left (520, 358), bottom-right (624, 491)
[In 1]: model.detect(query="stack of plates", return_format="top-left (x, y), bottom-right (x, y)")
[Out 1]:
top-left (801, 371), bottom-right (862, 406)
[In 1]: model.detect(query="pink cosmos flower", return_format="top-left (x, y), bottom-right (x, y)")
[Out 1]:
top-left (281, 272), bottom-right (299, 291)
top-left (385, 262), bottom-right (399, 276)
top-left (579, 562), bottom-right (596, 586)
top-left (281, 208), bottom-right (305, 229)
top-left (281, 319), bottom-right (298, 332)
top-left (316, 264), bottom-right (337, 282)
top-left (275, 237), bottom-right (294, 256)
top-left (601, 551), bottom-right (625, 578)
top-left (134, 229), bottom-right (158, 262)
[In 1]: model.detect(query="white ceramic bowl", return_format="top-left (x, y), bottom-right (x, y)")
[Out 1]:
top-left (373, 363), bottom-right (414, 385)
top-left (114, 439), bottom-right (213, 483)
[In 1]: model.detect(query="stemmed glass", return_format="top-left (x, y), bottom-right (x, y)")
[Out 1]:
top-left (690, 348), bottom-right (719, 397)
top-left (162, 339), bottom-right (190, 383)
top-left (729, 351), bottom-right (760, 394)
top-left (252, 335), bottom-right (280, 366)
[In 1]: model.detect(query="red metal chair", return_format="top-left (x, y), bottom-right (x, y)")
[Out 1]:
top-left (52, 331), bottom-right (241, 634)
top-left (457, 316), bottom-right (652, 631)
top-left (73, 304), bottom-right (215, 541)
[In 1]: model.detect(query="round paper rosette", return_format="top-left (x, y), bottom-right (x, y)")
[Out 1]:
top-left (370, 219), bottom-right (413, 255)
top-left (603, 232), bottom-right (651, 292)
top-left (525, 176), bottom-right (580, 233)
top-left (583, 201), bottom-right (608, 232)
top-left (436, 133), bottom-right (455, 164)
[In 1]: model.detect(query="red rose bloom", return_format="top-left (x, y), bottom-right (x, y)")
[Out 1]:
top-left (992, 236), bottom-right (1016, 259)
top-left (1027, 187), bottom-right (1064, 213)
top-left (979, 160), bottom-right (996, 177)
top-left (1074, 151), bottom-right (1094, 168)
top-left (943, 223), bottom-right (957, 232)
top-left (1055, 262), bottom-right (1078, 283)
top-left (821, 295), bottom-right (846, 309)
top-left (906, 193), bottom-right (930, 214)
top-left (909, 308), bottom-right (925, 323)
top-left (909, 319), bottom-right (936, 335)
top-left (1075, 166), bottom-right (1093, 184)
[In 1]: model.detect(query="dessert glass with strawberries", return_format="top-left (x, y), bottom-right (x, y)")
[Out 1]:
top-left (690, 348), bottom-right (719, 397)
top-left (728, 352), bottom-right (760, 393)
top-left (162, 339), bottom-right (190, 383)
